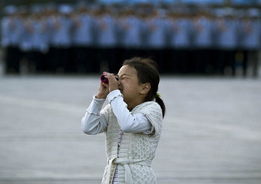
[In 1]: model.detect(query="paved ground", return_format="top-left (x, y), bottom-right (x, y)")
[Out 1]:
top-left (0, 74), bottom-right (261, 184)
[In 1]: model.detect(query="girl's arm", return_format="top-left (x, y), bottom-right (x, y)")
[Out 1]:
top-left (81, 97), bottom-right (108, 135)
top-left (107, 90), bottom-right (153, 134)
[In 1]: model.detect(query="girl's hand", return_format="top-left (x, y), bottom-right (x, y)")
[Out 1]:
top-left (95, 72), bottom-right (119, 99)
top-left (103, 72), bottom-right (120, 92)
top-left (95, 81), bottom-right (109, 99)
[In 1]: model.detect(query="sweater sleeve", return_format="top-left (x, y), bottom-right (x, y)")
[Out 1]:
top-left (81, 97), bottom-right (108, 135)
top-left (107, 90), bottom-right (153, 134)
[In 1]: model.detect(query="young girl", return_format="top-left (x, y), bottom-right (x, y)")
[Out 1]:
top-left (81, 57), bottom-right (165, 184)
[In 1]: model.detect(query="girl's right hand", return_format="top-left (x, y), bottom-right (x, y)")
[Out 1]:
top-left (95, 81), bottom-right (109, 99)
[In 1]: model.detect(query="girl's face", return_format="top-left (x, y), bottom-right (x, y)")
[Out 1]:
top-left (117, 65), bottom-right (148, 108)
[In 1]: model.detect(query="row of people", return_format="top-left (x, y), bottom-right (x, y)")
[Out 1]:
top-left (1, 7), bottom-right (261, 50)
top-left (4, 44), bottom-right (257, 76)
top-left (1, 5), bottom-right (260, 76)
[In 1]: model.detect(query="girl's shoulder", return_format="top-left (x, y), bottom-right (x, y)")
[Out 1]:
top-left (141, 101), bottom-right (160, 108)
top-left (133, 101), bottom-right (162, 115)
top-left (136, 101), bottom-right (163, 136)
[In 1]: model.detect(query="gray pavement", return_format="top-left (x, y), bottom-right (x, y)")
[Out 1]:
top-left (0, 75), bottom-right (261, 184)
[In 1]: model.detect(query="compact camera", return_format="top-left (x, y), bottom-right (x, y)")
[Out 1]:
top-left (100, 74), bottom-right (119, 84)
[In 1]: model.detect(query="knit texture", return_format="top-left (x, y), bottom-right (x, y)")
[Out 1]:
top-left (101, 101), bottom-right (163, 184)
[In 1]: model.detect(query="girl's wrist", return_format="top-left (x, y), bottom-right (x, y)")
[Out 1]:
top-left (109, 87), bottom-right (119, 92)
top-left (95, 93), bottom-right (106, 99)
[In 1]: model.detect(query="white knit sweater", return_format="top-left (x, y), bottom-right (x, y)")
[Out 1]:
top-left (81, 90), bottom-right (163, 184)
top-left (101, 100), bottom-right (163, 184)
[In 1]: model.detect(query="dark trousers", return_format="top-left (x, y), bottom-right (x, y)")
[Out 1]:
top-left (73, 46), bottom-right (99, 74)
top-left (48, 46), bottom-right (72, 73)
top-left (243, 50), bottom-right (259, 77)
top-left (167, 48), bottom-right (193, 74)
top-left (4, 46), bottom-right (21, 74)
top-left (217, 49), bottom-right (236, 76)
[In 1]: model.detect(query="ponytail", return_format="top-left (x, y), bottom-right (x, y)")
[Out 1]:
top-left (155, 95), bottom-right (166, 118)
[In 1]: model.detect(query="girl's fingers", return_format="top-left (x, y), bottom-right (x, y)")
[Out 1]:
top-left (101, 82), bottom-right (108, 88)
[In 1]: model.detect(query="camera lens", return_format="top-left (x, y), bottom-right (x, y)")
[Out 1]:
top-left (100, 74), bottom-right (119, 84)
top-left (100, 75), bottom-right (109, 84)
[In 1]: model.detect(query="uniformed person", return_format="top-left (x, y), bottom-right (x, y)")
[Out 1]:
top-left (19, 8), bottom-right (36, 74)
top-left (44, 6), bottom-right (58, 72)
top-left (239, 9), bottom-right (261, 77)
top-left (215, 9), bottom-right (240, 76)
top-left (94, 7), bottom-right (118, 73)
top-left (144, 8), bottom-right (169, 73)
top-left (30, 7), bottom-right (49, 73)
top-left (168, 11), bottom-right (193, 73)
top-left (192, 10), bottom-right (215, 74)
top-left (51, 5), bottom-right (73, 73)
top-left (72, 6), bottom-right (96, 73)
top-left (118, 9), bottom-right (143, 61)
top-left (1, 7), bottom-right (13, 73)
top-left (1, 6), bottom-right (22, 74)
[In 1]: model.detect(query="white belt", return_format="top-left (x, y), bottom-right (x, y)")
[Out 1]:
top-left (107, 158), bottom-right (151, 184)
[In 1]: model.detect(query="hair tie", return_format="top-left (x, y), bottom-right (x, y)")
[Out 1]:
top-left (155, 93), bottom-right (160, 98)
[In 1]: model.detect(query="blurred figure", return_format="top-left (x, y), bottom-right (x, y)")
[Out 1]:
top-left (168, 11), bottom-right (193, 73)
top-left (19, 8), bottom-right (36, 74)
top-left (192, 10), bottom-right (215, 74)
top-left (30, 7), bottom-right (50, 73)
top-left (50, 5), bottom-right (73, 73)
top-left (94, 7), bottom-right (118, 73)
top-left (1, 6), bottom-right (22, 74)
top-left (118, 8), bottom-right (143, 60)
top-left (71, 6), bottom-right (96, 73)
top-left (144, 8), bottom-right (169, 73)
top-left (239, 9), bottom-right (261, 77)
top-left (215, 9), bottom-right (240, 76)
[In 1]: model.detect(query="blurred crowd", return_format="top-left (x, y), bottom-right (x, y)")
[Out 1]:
top-left (1, 3), bottom-right (261, 76)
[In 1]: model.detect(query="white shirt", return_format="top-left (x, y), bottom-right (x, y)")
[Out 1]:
top-left (81, 89), bottom-right (153, 135)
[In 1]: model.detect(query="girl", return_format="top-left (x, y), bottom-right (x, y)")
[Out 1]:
top-left (81, 57), bottom-right (165, 184)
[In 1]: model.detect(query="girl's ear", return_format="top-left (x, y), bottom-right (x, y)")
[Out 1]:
top-left (140, 83), bottom-right (151, 95)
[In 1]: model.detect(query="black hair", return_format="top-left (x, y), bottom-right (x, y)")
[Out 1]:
top-left (123, 57), bottom-right (166, 118)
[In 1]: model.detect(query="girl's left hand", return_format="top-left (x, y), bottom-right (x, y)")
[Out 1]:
top-left (103, 72), bottom-right (120, 92)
